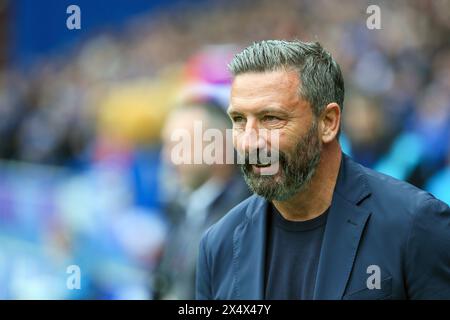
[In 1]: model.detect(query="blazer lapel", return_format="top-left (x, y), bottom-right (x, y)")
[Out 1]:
top-left (313, 193), bottom-right (371, 299)
top-left (232, 195), bottom-right (268, 299)
top-left (313, 154), bottom-right (372, 299)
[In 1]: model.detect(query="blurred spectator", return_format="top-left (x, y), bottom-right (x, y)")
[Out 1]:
top-left (154, 99), bottom-right (251, 299)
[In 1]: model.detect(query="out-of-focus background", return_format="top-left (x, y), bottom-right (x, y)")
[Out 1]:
top-left (0, 0), bottom-right (449, 299)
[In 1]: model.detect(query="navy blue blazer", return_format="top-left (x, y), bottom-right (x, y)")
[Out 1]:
top-left (196, 154), bottom-right (450, 299)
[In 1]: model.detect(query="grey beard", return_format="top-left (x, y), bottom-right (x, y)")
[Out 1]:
top-left (240, 123), bottom-right (321, 201)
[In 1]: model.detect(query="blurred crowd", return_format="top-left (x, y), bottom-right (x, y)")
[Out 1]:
top-left (0, 0), bottom-right (449, 299)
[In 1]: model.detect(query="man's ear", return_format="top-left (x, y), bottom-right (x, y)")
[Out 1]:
top-left (320, 102), bottom-right (341, 144)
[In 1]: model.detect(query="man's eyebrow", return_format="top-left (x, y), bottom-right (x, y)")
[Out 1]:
top-left (227, 108), bottom-right (241, 115)
top-left (228, 106), bottom-right (288, 116)
top-left (255, 107), bottom-right (288, 115)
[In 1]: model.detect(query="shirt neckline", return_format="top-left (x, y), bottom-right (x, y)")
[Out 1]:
top-left (271, 204), bottom-right (329, 232)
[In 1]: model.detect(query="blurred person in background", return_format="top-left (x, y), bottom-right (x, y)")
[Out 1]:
top-left (154, 97), bottom-right (250, 299)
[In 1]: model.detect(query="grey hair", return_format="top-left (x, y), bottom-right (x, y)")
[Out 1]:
top-left (228, 40), bottom-right (345, 116)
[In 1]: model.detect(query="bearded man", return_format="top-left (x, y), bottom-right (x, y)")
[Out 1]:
top-left (195, 40), bottom-right (450, 300)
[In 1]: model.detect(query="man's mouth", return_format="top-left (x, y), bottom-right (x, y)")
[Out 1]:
top-left (253, 161), bottom-right (272, 168)
top-left (249, 161), bottom-right (280, 176)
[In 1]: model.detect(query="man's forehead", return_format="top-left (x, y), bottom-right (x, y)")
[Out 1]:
top-left (229, 70), bottom-right (301, 112)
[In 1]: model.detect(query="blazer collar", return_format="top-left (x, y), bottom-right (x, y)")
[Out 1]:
top-left (333, 153), bottom-right (371, 205)
top-left (232, 194), bottom-right (268, 299)
top-left (313, 153), bottom-right (372, 299)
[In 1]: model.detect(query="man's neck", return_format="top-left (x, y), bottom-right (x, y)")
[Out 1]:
top-left (272, 142), bottom-right (342, 221)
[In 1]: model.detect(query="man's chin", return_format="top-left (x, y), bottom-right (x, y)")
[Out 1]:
top-left (243, 170), bottom-right (311, 202)
top-left (243, 174), bottom-right (282, 199)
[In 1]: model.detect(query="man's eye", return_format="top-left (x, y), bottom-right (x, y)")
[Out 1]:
top-left (232, 116), bottom-right (246, 123)
top-left (263, 115), bottom-right (280, 122)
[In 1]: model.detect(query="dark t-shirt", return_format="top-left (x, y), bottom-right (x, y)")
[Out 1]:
top-left (264, 204), bottom-right (329, 300)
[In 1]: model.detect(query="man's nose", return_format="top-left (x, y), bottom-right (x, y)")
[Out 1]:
top-left (239, 120), bottom-right (267, 154)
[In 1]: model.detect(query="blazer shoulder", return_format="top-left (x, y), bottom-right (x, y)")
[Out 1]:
top-left (359, 163), bottom-right (441, 215)
top-left (200, 194), bottom-right (259, 251)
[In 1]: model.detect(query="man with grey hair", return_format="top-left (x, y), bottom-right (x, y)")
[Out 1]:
top-left (196, 40), bottom-right (450, 300)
